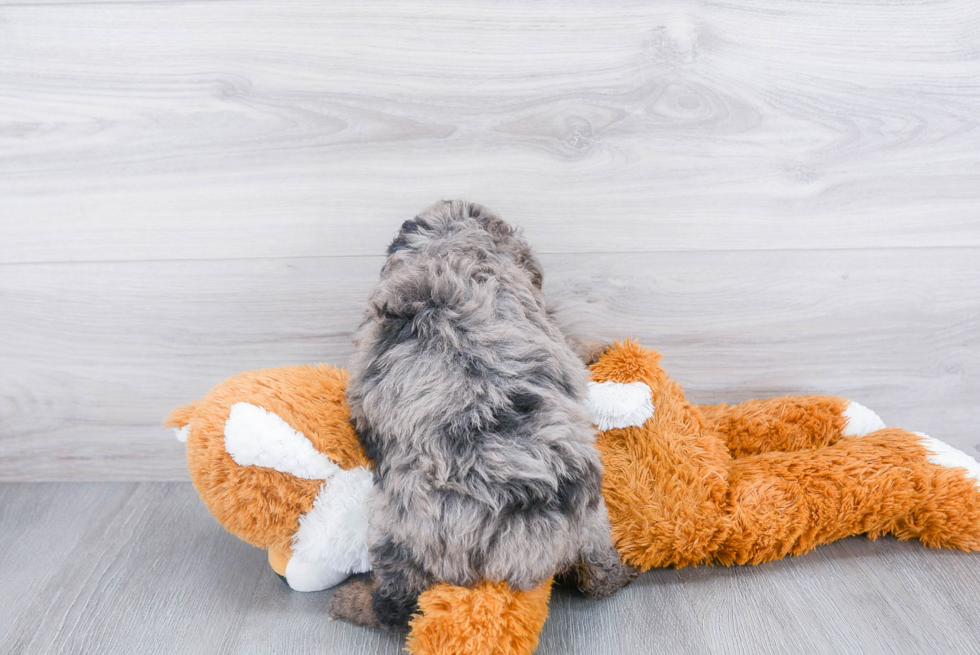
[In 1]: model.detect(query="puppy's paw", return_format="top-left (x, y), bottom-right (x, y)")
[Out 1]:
top-left (568, 338), bottom-right (613, 367)
top-left (573, 548), bottom-right (641, 600)
top-left (330, 580), bottom-right (380, 628)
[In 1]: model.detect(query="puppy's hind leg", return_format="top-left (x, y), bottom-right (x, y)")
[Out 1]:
top-left (330, 538), bottom-right (432, 632)
top-left (566, 544), bottom-right (640, 599)
top-left (330, 578), bottom-right (381, 628)
top-left (563, 502), bottom-right (639, 599)
top-left (566, 337), bottom-right (612, 367)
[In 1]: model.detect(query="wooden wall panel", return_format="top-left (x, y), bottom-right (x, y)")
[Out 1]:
top-left (2, 249), bottom-right (976, 480)
top-left (1, 0), bottom-right (977, 480)
top-left (1, 0), bottom-right (978, 263)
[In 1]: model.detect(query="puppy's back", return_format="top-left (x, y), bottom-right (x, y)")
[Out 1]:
top-left (347, 200), bottom-right (606, 590)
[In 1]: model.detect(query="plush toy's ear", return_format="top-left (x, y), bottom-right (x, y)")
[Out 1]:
top-left (406, 580), bottom-right (553, 655)
top-left (165, 401), bottom-right (197, 442)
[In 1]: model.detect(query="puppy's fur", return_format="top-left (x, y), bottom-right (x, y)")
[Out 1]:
top-left (332, 200), bottom-right (635, 631)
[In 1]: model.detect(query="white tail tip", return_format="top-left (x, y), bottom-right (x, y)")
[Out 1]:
top-left (916, 432), bottom-right (980, 490)
top-left (842, 401), bottom-right (886, 437)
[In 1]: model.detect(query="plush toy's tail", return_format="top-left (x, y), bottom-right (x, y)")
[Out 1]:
top-left (881, 431), bottom-right (980, 550)
top-left (406, 580), bottom-right (553, 655)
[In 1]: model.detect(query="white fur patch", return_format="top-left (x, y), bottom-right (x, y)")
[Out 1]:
top-left (586, 381), bottom-right (655, 431)
top-left (222, 403), bottom-right (374, 591)
top-left (287, 466), bottom-right (374, 591)
top-left (841, 401), bottom-right (886, 437)
top-left (174, 424), bottom-right (190, 443)
top-left (223, 402), bottom-right (341, 480)
top-left (916, 432), bottom-right (980, 490)
top-left (284, 558), bottom-right (349, 593)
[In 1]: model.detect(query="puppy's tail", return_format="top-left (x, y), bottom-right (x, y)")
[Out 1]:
top-left (407, 579), bottom-right (553, 655)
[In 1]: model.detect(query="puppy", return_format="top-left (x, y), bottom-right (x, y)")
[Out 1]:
top-left (331, 200), bottom-right (635, 631)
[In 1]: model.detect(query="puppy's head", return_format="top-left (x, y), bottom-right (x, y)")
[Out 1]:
top-left (383, 200), bottom-right (544, 290)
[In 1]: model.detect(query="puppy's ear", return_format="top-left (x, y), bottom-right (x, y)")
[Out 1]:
top-left (458, 201), bottom-right (544, 289)
top-left (468, 203), bottom-right (513, 239)
top-left (386, 217), bottom-right (431, 256)
top-left (515, 246), bottom-right (544, 289)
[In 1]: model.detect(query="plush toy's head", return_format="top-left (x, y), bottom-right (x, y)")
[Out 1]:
top-left (167, 364), bottom-right (374, 592)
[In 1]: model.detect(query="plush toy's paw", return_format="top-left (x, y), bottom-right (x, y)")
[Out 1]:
top-left (269, 545), bottom-right (348, 592)
top-left (330, 580), bottom-right (381, 628)
top-left (285, 558), bottom-right (350, 592)
top-left (842, 401), bottom-right (886, 437)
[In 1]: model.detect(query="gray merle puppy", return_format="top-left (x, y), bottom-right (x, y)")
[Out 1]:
top-left (330, 200), bottom-right (636, 631)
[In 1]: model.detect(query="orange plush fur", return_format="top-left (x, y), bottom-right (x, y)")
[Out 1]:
top-left (591, 341), bottom-right (980, 567)
top-left (407, 580), bottom-right (553, 655)
top-left (170, 341), bottom-right (980, 655)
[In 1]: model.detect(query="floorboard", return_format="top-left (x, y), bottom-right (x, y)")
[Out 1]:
top-left (3, 483), bottom-right (980, 654)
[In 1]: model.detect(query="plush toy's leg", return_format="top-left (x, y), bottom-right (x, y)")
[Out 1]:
top-left (266, 543), bottom-right (353, 591)
top-left (714, 429), bottom-right (980, 565)
top-left (406, 580), bottom-right (553, 655)
top-left (268, 544), bottom-right (291, 583)
top-left (874, 432), bottom-right (980, 549)
top-left (698, 395), bottom-right (885, 458)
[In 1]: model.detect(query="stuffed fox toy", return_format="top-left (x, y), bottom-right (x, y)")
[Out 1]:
top-left (168, 340), bottom-right (980, 655)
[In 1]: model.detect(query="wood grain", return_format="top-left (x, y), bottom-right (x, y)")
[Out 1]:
top-left (1, 0), bottom-right (979, 263)
top-left (3, 482), bottom-right (980, 654)
top-left (0, 483), bottom-right (282, 654)
top-left (2, 248), bottom-right (977, 481)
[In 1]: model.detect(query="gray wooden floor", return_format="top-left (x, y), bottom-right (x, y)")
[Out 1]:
top-left (3, 482), bottom-right (980, 655)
